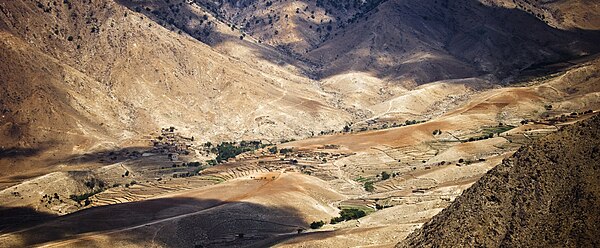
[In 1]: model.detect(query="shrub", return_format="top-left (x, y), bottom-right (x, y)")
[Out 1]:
top-left (381, 171), bottom-right (390, 180)
top-left (310, 220), bottom-right (325, 229)
top-left (187, 161), bottom-right (202, 167)
top-left (364, 181), bottom-right (374, 192)
top-left (269, 146), bottom-right (278, 154)
top-left (280, 148), bottom-right (293, 154)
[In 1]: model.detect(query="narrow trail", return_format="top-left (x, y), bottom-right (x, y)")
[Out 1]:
top-left (244, 80), bottom-right (288, 120)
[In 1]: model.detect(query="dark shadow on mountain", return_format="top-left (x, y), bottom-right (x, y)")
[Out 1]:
top-left (512, 53), bottom-right (600, 83)
top-left (0, 141), bottom-right (55, 160)
top-left (48, 146), bottom-right (151, 166)
top-left (0, 206), bottom-right (57, 232)
top-left (0, 147), bottom-right (44, 159)
top-left (112, 0), bottom-right (318, 78)
top-left (309, 0), bottom-right (600, 84)
top-left (1, 197), bottom-right (309, 247)
top-left (115, 0), bottom-right (600, 85)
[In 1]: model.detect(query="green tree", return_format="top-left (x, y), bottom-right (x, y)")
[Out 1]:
top-left (364, 181), bottom-right (374, 192)
top-left (381, 171), bottom-right (390, 180)
top-left (310, 220), bottom-right (325, 229)
top-left (268, 146), bottom-right (278, 154)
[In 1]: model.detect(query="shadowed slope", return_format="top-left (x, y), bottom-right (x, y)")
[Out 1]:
top-left (308, 0), bottom-right (600, 83)
top-left (0, 172), bottom-right (343, 247)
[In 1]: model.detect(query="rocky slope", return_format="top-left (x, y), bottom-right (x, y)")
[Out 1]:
top-left (0, 0), bottom-right (351, 181)
top-left (482, 0), bottom-right (600, 30)
top-left (160, 0), bottom-right (600, 84)
top-left (308, 0), bottom-right (600, 84)
top-left (398, 114), bottom-right (600, 247)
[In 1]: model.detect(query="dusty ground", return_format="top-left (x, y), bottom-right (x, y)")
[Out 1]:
top-left (0, 0), bottom-right (599, 247)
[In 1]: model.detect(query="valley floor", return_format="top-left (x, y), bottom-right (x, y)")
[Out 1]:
top-left (1, 57), bottom-right (599, 247)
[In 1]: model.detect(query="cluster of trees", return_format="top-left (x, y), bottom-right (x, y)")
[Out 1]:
top-left (186, 161), bottom-right (202, 167)
top-left (405, 119), bottom-right (423, 126)
top-left (70, 178), bottom-right (139, 207)
top-left (207, 140), bottom-right (266, 163)
top-left (330, 208), bottom-right (367, 224)
top-left (268, 146), bottom-right (293, 155)
top-left (69, 190), bottom-right (101, 206)
top-left (214, 142), bottom-right (251, 163)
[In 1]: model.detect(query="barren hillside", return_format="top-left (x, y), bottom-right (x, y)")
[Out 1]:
top-left (398, 114), bottom-right (600, 247)
top-left (0, 0), bottom-right (351, 181)
top-left (0, 0), bottom-right (599, 247)
top-left (122, 0), bottom-right (600, 84)
top-left (308, 0), bottom-right (600, 84)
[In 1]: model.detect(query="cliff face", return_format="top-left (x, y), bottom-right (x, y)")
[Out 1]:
top-left (398, 114), bottom-right (600, 248)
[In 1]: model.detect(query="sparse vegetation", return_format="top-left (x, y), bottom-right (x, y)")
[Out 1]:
top-left (268, 146), bottom-right (278, 154)
top-left (213, 141), bottom-right (263, 163)
top-left (70, 189), bottom-right (102, 206)
top-left (310, 220), bottom-right (325, 229)
top-left (330, 208), bottom-right (367, 224)
top-left (187, 161), bottom-right (202, 167)
top-left (207, 159), bottom-right (218, 166)
top-left (279, 148), bottom-right (293, 154)
top-left (364, 181), bottom-right (374, 192)
top-left (381, 171), bottom-right (390, 180)
top-left (465, 124), bottom-right (515, 142)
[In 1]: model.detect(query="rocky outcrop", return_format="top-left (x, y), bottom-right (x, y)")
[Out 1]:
top-left (398, 115), bottom-right (600, 247)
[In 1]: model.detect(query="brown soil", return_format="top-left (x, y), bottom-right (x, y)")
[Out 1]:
top-left (398, 114), bottom-right (600, 247)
